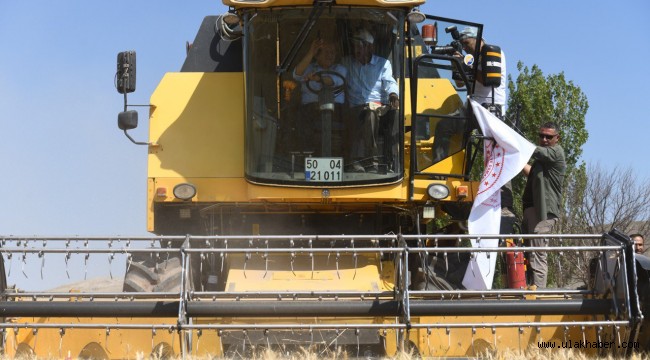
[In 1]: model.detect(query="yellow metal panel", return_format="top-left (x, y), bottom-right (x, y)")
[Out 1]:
top-left (406, 144), bottom-right (477, 202)
top-left (225, 254), bottom-right (392, 292)
top-left (149, 178), bottom-right (407, 205)
top-left (424, 148), bottom-right (465, 175)
top-left (148, 178), bottom-right (155, 231)
top-left (406, 144), bottom-right (467, 177)
top-left (411, 178), bottom-right (476, 203)
top-left (416, 78), bottom-right (464, 115)
top-left (404, 78), bottom-right (464, 127)
top-left (8, 317), bottom-right (180, 359)
top-left (189, 329), bottom-right (223, 357)
top-left (152, 177), bottom-right (249, 203)
top-left (403, 78), bottom-right (412, 126)
top-left (148, 72), bottom-right (244, 179)
top-left (247, 181), bottom-right (407, 202)
top-left (412, 314), bottom-right (602, 357)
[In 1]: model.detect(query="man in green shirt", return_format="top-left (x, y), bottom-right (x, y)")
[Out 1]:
top-left (522, 122), bottom-right (566, 289)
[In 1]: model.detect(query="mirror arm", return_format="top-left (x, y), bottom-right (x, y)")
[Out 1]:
top-left (123, 130), bottom-right (149, 146)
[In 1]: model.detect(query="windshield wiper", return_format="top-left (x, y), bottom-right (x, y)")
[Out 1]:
top-left (277, 0), bottom-right (333, 74)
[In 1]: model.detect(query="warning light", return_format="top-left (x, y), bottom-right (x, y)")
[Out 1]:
top-left (456, 185), bottom-right (468, 198)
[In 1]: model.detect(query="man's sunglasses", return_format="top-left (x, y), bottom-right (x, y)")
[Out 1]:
top-left (539, 133), bottom-right (557, 140)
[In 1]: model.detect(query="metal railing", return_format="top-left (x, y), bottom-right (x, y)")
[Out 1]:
top-left (0, 232), bottom-right (640, 352)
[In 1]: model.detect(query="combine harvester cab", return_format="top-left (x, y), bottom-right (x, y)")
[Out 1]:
top-left (2, 0), bottom-right (649, 358)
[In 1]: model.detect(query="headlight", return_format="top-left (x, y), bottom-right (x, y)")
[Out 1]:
top-left (427, 184), bottom-right (449, 200)
top-left (173, 183), bottom-right (196, 200)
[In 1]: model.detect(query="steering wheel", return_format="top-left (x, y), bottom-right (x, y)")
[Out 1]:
top-left (305, 70), bottom-right (346, 96)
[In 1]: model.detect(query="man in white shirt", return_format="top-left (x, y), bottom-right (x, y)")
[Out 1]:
top-left (456, 27), bottom-right (507, 118)
top-left (342, 28), bottom-right (399, 172)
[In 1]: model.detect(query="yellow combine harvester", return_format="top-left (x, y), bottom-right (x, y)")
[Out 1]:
top-left (2, 0), bottom-right (649, 358)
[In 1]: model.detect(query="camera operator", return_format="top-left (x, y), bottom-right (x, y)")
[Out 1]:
top-left (454, 28), bottom-right (515, 234)
top-left (453, 27), bottom-right (507, 119)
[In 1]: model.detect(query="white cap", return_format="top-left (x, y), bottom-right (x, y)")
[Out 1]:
top-left (352, 28), bottom-right (374, 44)
top-left (459, 27), bottom-right (478, 39)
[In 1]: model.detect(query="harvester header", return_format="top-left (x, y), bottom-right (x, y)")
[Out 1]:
top-left (2, 0), bottom-right (648, 358)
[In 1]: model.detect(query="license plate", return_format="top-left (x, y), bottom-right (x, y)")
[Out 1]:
top-left (305, 157), bottom-right (343, 182)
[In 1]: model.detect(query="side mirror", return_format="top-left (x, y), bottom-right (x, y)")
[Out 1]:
top-left (116, 51), bottom-right (136, 94)
top-left (118, 110), bottom-right (138, 130)
top-left (118, 110), bottom-right (148, 145)
top-left (116, 51), bottom-right (147, 145)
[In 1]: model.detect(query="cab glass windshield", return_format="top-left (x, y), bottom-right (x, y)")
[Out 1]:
top-left (243, 7), bottom-right (404, 186)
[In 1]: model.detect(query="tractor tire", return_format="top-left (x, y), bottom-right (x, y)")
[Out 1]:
top-left (123, 254), bottom-right (183, 293)
top-left (152, 256), bottom-right (183, 292)
top-left (123, 255), bottom-right (159, 292)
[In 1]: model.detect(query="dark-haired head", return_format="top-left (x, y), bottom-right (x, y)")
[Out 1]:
top-left (540, 121), bottom-right (559, 132)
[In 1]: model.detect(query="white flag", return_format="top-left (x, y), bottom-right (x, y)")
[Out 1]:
top-left (462, 99), bottom-right (536, 290)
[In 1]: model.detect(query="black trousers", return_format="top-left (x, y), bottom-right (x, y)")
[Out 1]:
top-left (347, 105), bottom-right (397, 169)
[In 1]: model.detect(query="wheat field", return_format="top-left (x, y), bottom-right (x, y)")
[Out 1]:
top-left (127, 346), bottom-right (650, 360)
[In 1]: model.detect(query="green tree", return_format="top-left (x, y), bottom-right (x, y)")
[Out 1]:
top-left (506, 62), bottom-right (589, 218)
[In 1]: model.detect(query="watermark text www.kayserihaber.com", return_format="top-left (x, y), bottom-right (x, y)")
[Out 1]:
top-left (538, 340), bottom-right (640, 349)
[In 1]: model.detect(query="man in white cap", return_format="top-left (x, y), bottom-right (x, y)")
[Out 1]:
top-left (454, 27), bottom-right (515, 234)
top-left (342, 28), bottom-right (399, 172)
top-left (455, 27), bottom-right (507, 118)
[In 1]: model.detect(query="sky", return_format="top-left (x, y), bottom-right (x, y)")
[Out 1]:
top-left (1, 0), bottom-right (648, 239)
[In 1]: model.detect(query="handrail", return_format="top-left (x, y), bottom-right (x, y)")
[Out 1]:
top-left (0, 232), bottom-right (635, 337)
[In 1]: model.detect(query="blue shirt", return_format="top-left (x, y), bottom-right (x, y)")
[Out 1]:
top-left (293, 63), bottom-right (347, 104)
top-left (343, 55), bottom-right (399, 106)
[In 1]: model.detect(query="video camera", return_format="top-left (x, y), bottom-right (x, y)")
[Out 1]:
top-left (428, 25), bottom-right (472, 82)
top-left (431, 26), bottom-right (464, 55)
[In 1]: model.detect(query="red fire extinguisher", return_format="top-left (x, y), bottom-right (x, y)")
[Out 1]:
top-left (506, 239), bottom-right (526, 289)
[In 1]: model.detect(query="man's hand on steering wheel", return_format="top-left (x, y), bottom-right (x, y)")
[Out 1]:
top-left (305, 70), bottom-right (346, 95)
top-left (307, 73), bottom-right (333, 86)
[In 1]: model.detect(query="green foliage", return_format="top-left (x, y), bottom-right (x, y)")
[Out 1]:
top-left (506, 62), bottom-right (589, 218)
top-left (507, 63), bottom-right (589, 168)
top-left (562, 162), bottom-right (588, 233)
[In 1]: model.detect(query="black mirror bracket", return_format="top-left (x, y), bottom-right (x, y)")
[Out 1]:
top-left (116, 50), bottom-right (149, 146)
top-left (123, 129), bottom-right (149, 146)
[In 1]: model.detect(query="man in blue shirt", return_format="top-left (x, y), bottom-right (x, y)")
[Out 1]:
top-left (293, 38), bottom-right (348, 156)
top-left (342, 28), bottom-right (399, 172)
